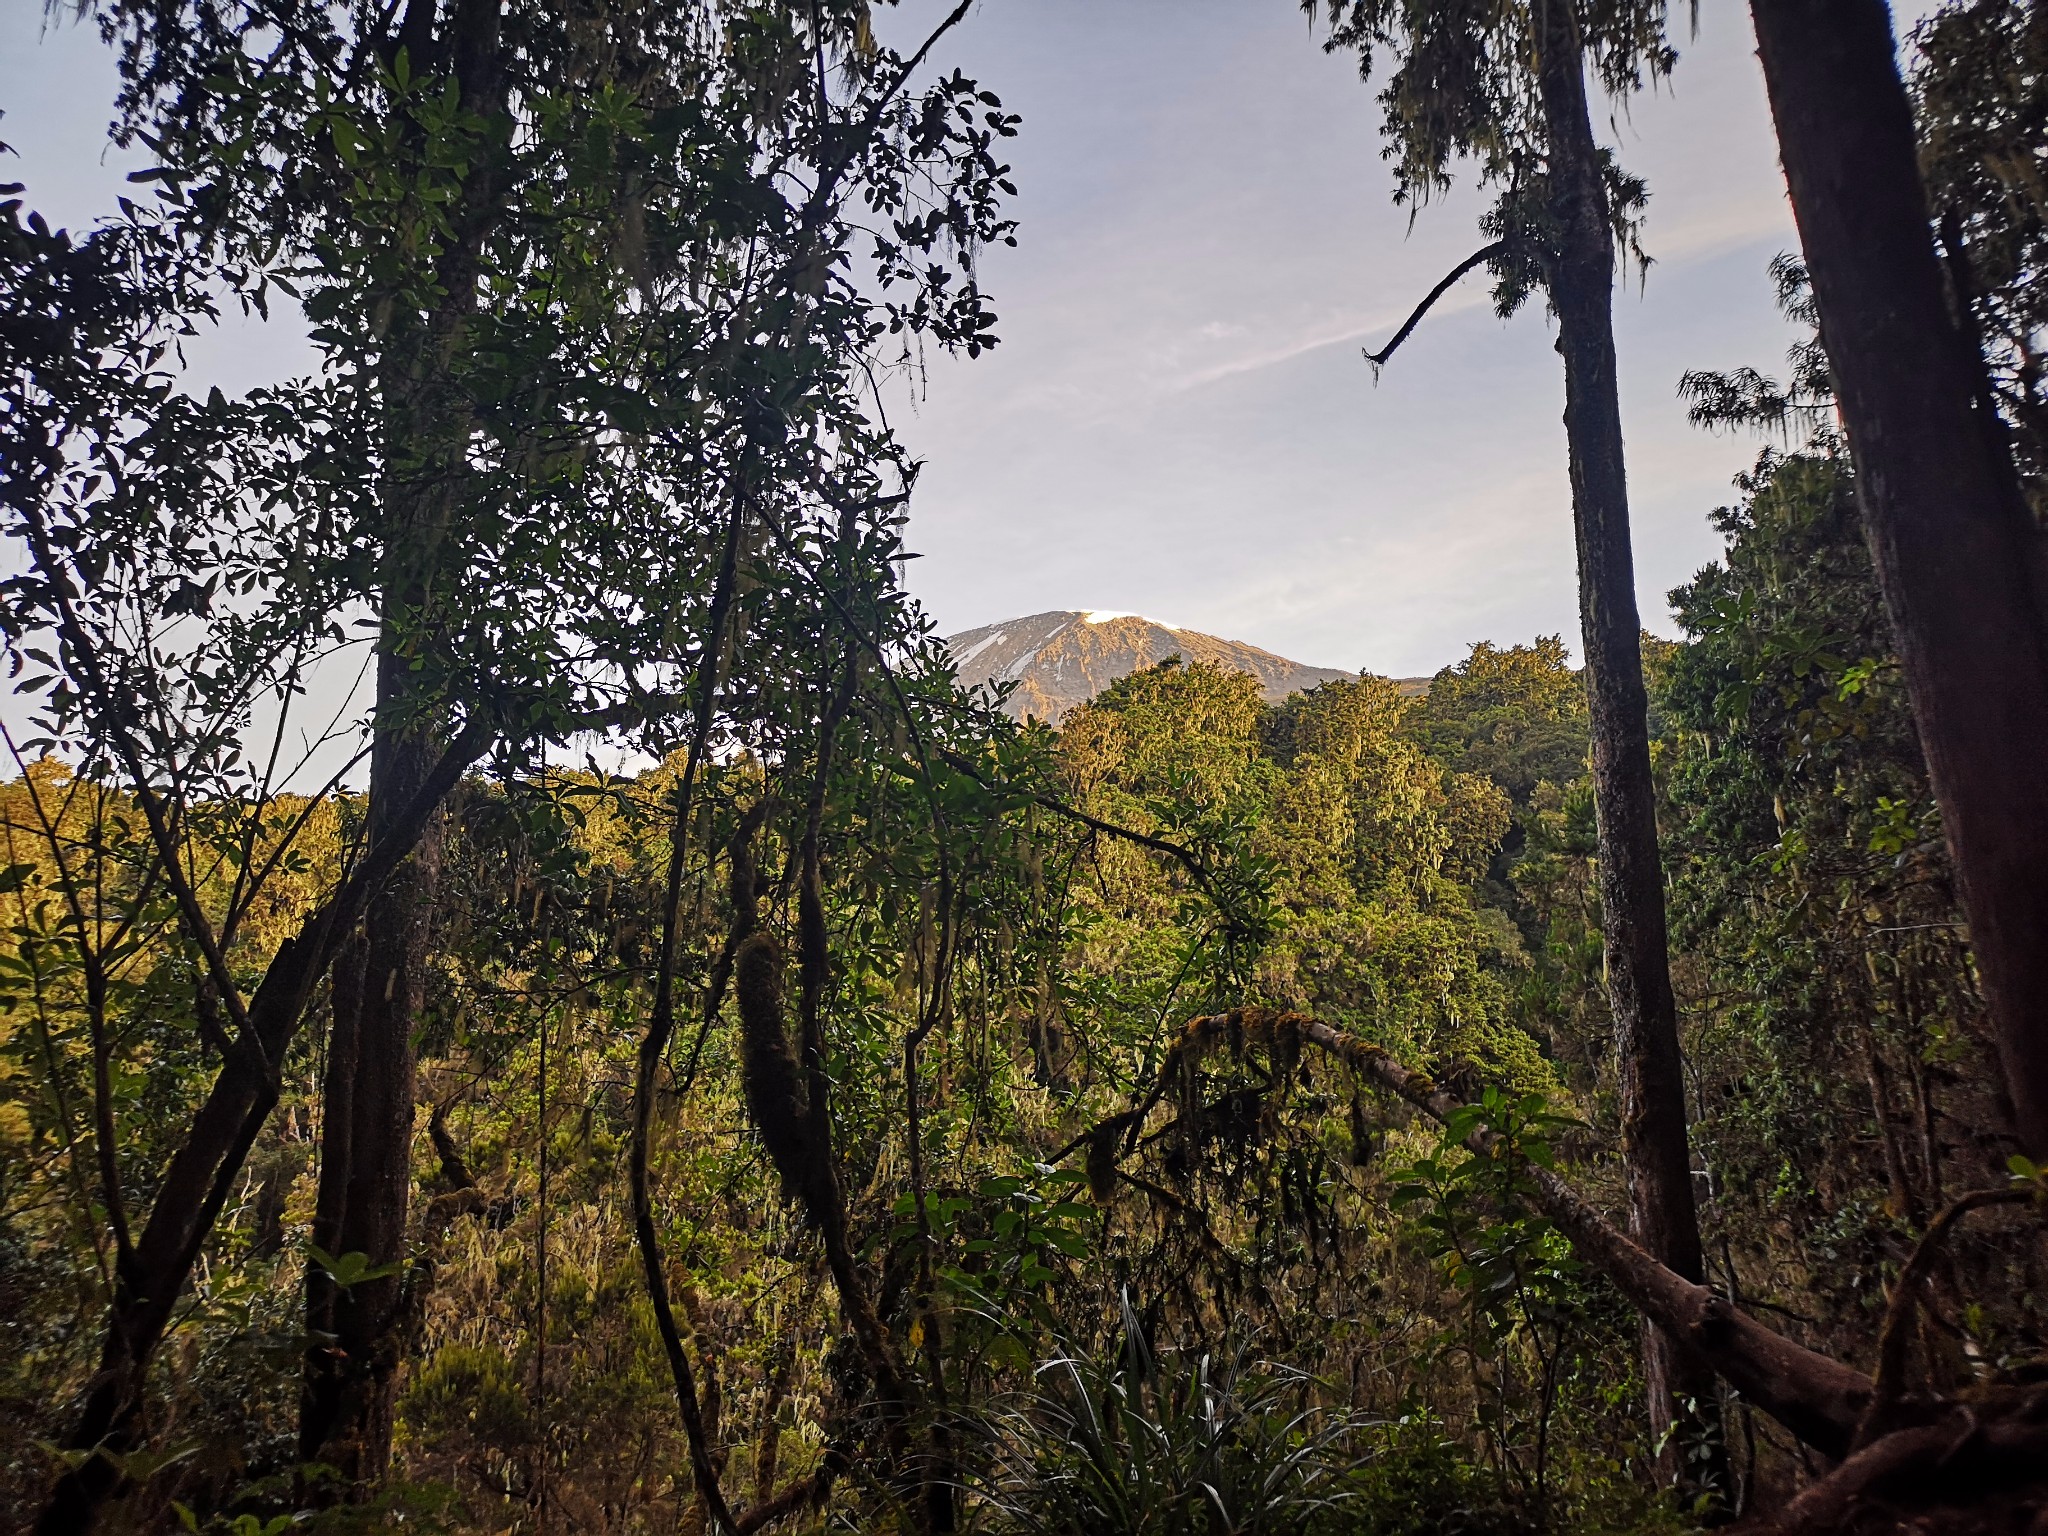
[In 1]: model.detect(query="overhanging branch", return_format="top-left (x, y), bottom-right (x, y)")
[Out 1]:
top-left (1364, 240), bottom-right (1508, 372)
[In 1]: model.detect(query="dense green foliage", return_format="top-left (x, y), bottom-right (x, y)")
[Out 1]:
top-left (5, 2), bottom-right (2048, 1533)
top-left (10, 502), bottom-right (2033, 1527)
top-left (1661, 451), bottom-right (2032, 1383)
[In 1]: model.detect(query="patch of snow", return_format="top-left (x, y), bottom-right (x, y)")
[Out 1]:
top-left (1000, 644), bottom-right (1044, 683)
top-left (952, 630), bottom-right (1004, 672)
top-left (1086, 610), bottom-right (1189, 630)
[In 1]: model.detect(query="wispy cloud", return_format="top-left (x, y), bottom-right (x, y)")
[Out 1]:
top-left (1169, 287), bottom-right (1495, 393)
top-left (882, 0), bottom-right (1810, 673)
top-left (1165, 189), bottom-right (1795, 397)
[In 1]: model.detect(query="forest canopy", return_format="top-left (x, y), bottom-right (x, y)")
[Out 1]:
top-left (3, 2), bottom-right (2047, 1535)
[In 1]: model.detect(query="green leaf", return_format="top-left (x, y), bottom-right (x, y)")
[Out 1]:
top-left (307, 1244), bottom-right (401, 1289)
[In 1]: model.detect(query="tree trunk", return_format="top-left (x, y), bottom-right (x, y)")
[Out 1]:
top-left (297, 394), bottom-right (461, 1488)
top-left (301, 725), bottom-right (447, 1485)
top-left (1532, 1), bottom-right (1724, 1495)
top-left (1748, 0), bottom-right (2048, 1161)
top-left (297, 0), bottom-right (507, 1480)
top-left (34, 727), bottom-right (487, 1535)
top-left (302, 936), bottom-right (366, 1459)
top-left (341, 725), bottom-right (444, 1476)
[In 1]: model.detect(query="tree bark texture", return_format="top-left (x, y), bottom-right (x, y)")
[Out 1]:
top-left (1532, 0), bottom-right (1720, 1485)
top-left (299, 710), bottom-right (447, 1481)
top-left (1749, 0), bottom-right (2048, 1160)
top-left (296, 385), bottom-right (466, 1482)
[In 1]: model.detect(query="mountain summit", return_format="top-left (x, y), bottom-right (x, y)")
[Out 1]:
top-left (945, 610), bottom-right (1356, 722)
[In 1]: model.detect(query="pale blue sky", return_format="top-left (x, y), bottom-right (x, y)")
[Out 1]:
top-left (1, 1), bottom-right (1937, 677)
top-left (879, 0), bottom-right (1918, 676)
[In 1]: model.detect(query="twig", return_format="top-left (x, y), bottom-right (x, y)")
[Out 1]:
top-left (932, 746), bottom-right (1226, 908)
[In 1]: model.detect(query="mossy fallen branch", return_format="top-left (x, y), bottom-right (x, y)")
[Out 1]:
top-left (1063, 1006), bottom-right (1876, 1459)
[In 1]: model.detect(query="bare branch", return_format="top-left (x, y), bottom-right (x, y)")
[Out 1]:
top-left (933, 746), bottom-right (1226, 908)
top-left (1364, 240), bottom-right (1508, 372)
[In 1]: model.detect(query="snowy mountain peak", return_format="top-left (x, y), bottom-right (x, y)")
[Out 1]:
top-left (944, 610), bottom-right (1355, 722)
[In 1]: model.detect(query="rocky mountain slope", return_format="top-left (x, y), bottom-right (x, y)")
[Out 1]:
top-left (945, 610), bottom-right (1367, 722)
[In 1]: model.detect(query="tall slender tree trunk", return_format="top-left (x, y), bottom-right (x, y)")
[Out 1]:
top-left (298, 2), bottom-right (506, 1484)
top-left (1749, 0), bottom-right (2048, 1161)
top-left (1532, 1), bottom-right (1722, 1493)
top-left (338, 720), bottom-right (445, 1475)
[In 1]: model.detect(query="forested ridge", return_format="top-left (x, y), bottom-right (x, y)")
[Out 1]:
top-left (4, 2), bottom-right (2048, 1533)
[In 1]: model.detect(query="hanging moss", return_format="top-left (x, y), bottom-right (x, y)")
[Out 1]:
top-left (735, 931), bottom-right (822, 1211)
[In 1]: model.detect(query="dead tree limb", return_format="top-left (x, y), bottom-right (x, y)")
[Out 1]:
top-left (1363, 241), bottom-right (1509, 370)
top-left (933, 748), bottom-right (1227, 909)
top-left (1289, 1010), bottom-right (1872, 1458)
top-left (1734, 1398), bottom-right (2048, 1536)
top-left (428, 1098), bottom-right (479, 1193)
